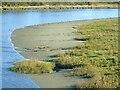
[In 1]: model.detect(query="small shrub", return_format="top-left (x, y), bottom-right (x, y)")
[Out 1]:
top-left (75, 74), bottom-right (118, 88)
top-left (9, 60), bottom-right (55, 74)
top-left (36, 45), bottom-right (47, 49)
top-left (71, 65), bottom-right (99, 78)
top-left (51, 56), bottom-right (82, 69)
top-left (74, 35), bottom-right (90, 41)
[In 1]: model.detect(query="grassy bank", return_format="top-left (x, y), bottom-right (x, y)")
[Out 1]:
top-left (2, 4), bottom-right (119, 10)
top-left (50, 18), bottom-right (119, 88)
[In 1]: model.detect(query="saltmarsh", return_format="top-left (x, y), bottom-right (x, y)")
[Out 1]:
top-left (51, 18), bottom-right (119, 88)
top-left (9, 18), bottom-right (119, 88)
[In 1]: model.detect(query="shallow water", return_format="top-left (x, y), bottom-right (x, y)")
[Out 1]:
top-left (1, 9), bottom-right (118, 88)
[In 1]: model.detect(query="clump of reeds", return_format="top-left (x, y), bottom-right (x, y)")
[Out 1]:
top-left (75, 74), bottom-right (118, 88)
top-left (9, 60), bottom-right (55, 74)
top-left (71, 65), bottom-right (98, 78)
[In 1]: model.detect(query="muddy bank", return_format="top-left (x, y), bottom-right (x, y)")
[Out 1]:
top-left (12, 18), bottom-right (112, 88)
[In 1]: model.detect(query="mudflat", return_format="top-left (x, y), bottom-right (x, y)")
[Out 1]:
top-left (12, 18), bottom-right (111, 88)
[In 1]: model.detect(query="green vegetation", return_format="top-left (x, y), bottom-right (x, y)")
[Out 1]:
top-left (2, 2), bottom-right (119, 7)
top-left (2, 2), bottom-right (119, 10)
top-left (9, 60), bottom-right (55, 74)
top-left (76, 75), bottom-right (118, 88)
top-left (50, 18), bottom-right (119, 88)
top-left (71, 65), bottom-right (98, 78)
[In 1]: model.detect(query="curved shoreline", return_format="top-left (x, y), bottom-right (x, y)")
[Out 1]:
top-left (11, 18), bottom-right (117, 88)
top-left (11, 18), bottom-right (110, 60)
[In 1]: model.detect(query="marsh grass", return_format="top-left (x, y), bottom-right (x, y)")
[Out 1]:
top-left (76, 73), bottom-right (118, 88)
top-left (50, 18), bottom-right (119, 88)
top-left (9, 60), bottom-right (55, 74)
top-left (71, 65), bottom-right (98, 78)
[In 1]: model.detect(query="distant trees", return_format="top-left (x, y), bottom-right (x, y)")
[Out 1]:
top-left (2, 2), bottom-right (44, 7)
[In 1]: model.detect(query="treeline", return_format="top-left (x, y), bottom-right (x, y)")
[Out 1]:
top-left (2, 2), bottom-right (119, 7)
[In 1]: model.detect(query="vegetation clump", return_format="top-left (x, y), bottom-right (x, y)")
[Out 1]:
top-left (51, 56), bottom-right (82, 69)
top-left (9, 60), bottom-right (55, 74)
top-left (76, 75), bottom-right (118, 88)
top-left (74, 35), bottom-right (90, 41)
top-left (71, 65), bottom-right (98, 78)
top-left (36, 45), bottom-right (47, 49)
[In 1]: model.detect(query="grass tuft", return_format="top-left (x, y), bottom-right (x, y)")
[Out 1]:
top-left (9, 60), bottom-right (55, 74)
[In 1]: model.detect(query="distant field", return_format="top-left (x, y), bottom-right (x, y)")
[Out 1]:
top-left (1, 2), bottom-right (119, 10)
